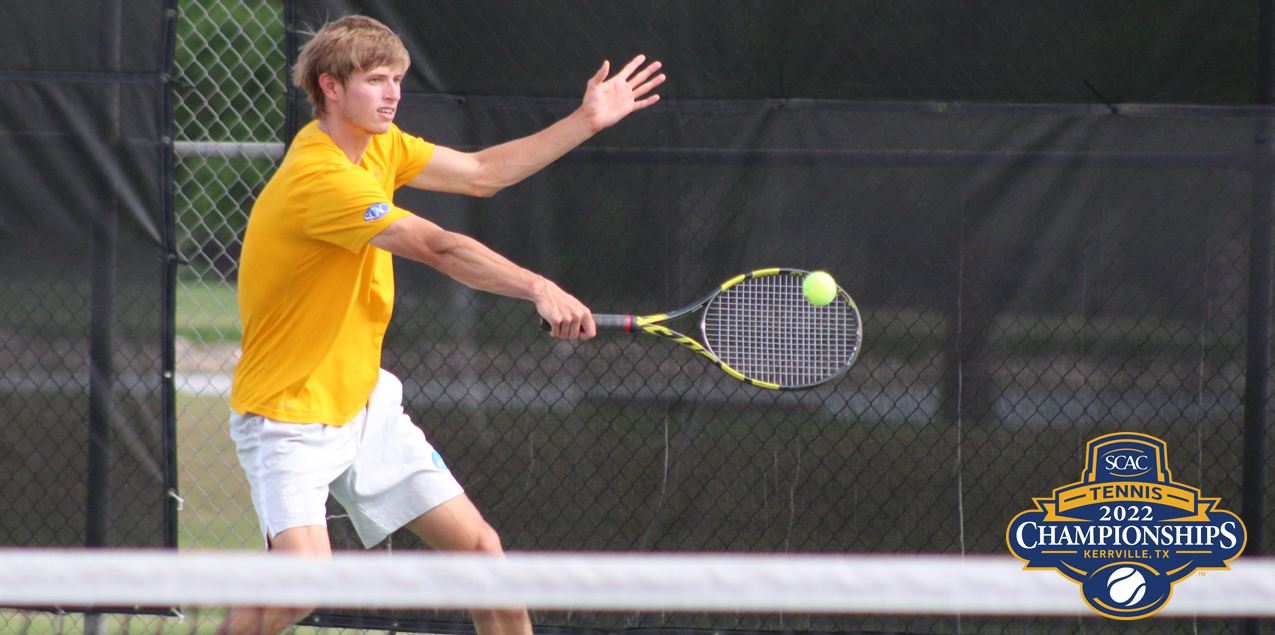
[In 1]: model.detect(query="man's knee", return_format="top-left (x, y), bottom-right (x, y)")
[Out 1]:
top-left (407, 495), bottom-right (507, 554)
top-left (472, 522), bottom-right (504, 556)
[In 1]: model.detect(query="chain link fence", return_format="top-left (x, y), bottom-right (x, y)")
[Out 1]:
top-left (172, 0), bottom-right (284, 550)
top-left (145, 1), bottom-right (1275, 634)
top-left (4, 0), bottom-right (1272, 634)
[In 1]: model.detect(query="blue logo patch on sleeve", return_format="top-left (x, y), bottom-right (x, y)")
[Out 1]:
top-left (364, 202), bottom-right (391, 222)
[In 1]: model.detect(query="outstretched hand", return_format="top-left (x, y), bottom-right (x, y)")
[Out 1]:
top-left (581, 55), bottom-right (665, 133)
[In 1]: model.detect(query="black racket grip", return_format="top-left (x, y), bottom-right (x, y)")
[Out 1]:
top-left (539, 314), bottom-right (636, 332)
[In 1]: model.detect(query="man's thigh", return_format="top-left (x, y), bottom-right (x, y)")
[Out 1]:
top-left (270, 525), bottom-right (332, 556)
top-left (404, 494), bottom-right (499, 552)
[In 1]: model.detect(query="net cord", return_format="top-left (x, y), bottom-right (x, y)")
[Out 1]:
top-left (0, 550), bottom-right (1272, 617)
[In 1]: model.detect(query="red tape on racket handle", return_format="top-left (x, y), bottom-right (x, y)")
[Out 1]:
top-left (539, 314), bottom-right (634, 332)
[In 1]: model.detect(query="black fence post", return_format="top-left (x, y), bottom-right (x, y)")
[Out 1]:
top-left (1246, 0), bottom-right (1275, 559)
top-left (160, 0), bottom-right (182, 550)
top-left (1243, 2), bottom-right (1275, 634)
top-left (86, 0), bottom-right (124, 552)
top-left (86, 207), bottom-right (117, 549)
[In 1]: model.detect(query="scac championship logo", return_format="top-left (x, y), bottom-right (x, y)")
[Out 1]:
top-left (1006, 432), bottom-right (1245, 620)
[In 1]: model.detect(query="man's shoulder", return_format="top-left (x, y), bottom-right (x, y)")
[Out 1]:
top-left (273, 133), bottom-right (367, 192)
top-left (288, 124), bottom-right (349, 166)
top-left (367, 123), bottom-right (412, 152)
top-left (367, 124), bottom-right (434, 176)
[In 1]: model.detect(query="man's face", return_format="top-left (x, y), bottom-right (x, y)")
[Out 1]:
top-left (327, 65), bottom-right (406, 135)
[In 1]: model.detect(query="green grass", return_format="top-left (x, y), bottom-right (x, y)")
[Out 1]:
top-left (176, 392), bottom-right (263, 551)
top-left (173, 279), bottom-right (257, 549)
top-left (0, 609), bottom-right (357, 635)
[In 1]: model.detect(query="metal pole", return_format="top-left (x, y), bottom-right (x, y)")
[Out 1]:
top-left (1245, 0), bottom-right (1275, 558)
top-left (85, 6), bottom-right (123, 635)
top-left (86, 0), bottom-right (123, 553)
top-left (86, 205), bottom-right (117, 549)
top-left (1247, 126), bottom-right (1273, 555)
top-left (1242, 2), bottom-right (1275, 634)
top-left (160, 0), bottom-right (181, 550)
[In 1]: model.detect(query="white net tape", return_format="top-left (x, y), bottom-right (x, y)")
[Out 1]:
top-left (1, 550), bottom-right (1273, 617)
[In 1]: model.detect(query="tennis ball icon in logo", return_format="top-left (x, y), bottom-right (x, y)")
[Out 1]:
top-left (1007, 432), bottom-right (1246, 620)
top-left (1105, 567), bottom-right (1146, 605)
top-left (1081, 561), bottom-right (1172, 616)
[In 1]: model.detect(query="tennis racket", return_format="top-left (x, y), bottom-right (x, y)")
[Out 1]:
top-left (546, 268), bottom-right (862, 390)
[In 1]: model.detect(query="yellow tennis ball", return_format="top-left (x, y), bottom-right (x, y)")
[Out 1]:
top-left (803, 271), bottom-right (837, 306)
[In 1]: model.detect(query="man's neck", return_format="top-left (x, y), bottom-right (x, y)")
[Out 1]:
top-left (317, 115), bottom-right (373, 165)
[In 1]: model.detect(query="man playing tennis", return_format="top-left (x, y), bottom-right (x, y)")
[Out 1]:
top-left (220, 15), bottom-right (664, 635)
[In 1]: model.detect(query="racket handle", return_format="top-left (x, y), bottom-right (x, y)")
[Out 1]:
top-left (539, 314), bottom-right (636, 332)
top-left (592, 314), bottom-right (635, 332)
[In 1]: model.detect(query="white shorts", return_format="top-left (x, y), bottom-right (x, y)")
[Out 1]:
top-left (229, 369), bottom-right (464, 548)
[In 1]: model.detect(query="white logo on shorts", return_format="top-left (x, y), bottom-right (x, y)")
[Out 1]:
top-left (280, 484), bottom-right (305, 513)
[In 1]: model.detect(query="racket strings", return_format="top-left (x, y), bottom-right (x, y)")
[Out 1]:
top-left (702, 273), bottom-right (860, 388)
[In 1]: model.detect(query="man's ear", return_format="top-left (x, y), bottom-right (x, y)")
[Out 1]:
top-left (318, 73), bottom-right (342, 102)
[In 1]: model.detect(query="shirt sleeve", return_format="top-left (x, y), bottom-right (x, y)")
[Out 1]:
top-left (303, 164), bottom-right (410, 253)
top-left (392, 128), bottom-right (436, 190)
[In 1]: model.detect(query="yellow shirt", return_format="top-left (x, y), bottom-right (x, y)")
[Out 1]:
top-left (230, 121), bottom-right (435, 425)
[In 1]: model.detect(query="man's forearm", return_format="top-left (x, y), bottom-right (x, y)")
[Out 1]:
top-left (464, 108), bottom-right (596, 195)
top-left (426, 230), bottom-right (548, 301)
top-left (409, 56), bottom-right (662, 198)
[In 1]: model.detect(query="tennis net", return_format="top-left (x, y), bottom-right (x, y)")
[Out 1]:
top-left (1, 550), bottom-right (1272, 633)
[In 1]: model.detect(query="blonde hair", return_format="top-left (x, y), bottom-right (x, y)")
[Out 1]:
top-left (293, 15), bottom-right (410, 120)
